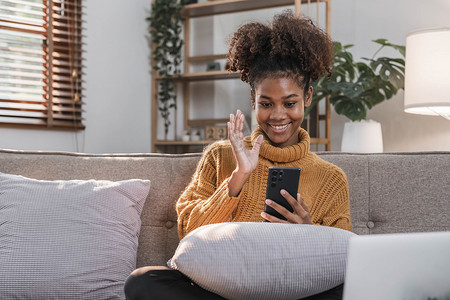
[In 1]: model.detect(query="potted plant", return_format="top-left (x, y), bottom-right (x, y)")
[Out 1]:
top-left (308, 39), bottom-right (405, 152)
top-left (147, 0), bottom-right (189, 136)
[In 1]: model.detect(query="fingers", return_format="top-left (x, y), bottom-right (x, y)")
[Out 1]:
top-left (261, 200), bottom-right (290, 223)
top-left (252, 134), bottom-right (263, 154)
top-left (261, 210), bottom-right (288, 223)
top-left (238, 111), bottom-right (244, 139)
top-left (227, 113), bottom-right (234, 140)
top-left (228, 110), bottom-right (245, 142)
top-left (263, 191), bottom-right (312, 224)
top-left (231, 110), bottom-right (243, 137)
top-left (285, 191), bottom-right (311, 221)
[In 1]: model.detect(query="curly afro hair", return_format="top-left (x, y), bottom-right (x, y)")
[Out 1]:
top-left (227, 10), bottom-right (333, 96)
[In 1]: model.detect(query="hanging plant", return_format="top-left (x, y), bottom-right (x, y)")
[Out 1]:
top-left (308, 39), bottom-right (405, 121)
top-left (147, 0), bottom-right (189, 135)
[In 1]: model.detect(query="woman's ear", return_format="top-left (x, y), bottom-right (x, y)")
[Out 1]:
top-left (304, 86), bottom-right (313, 107)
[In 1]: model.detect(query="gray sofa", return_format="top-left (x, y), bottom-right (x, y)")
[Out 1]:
top-left (0, 148), bottom-right (449, 269)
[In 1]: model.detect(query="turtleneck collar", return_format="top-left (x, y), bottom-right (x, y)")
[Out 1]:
top-left (248, 126), bottom-right (310, 163)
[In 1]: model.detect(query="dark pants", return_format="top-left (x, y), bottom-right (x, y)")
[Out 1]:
top-left (124, 266), bottom-right (343, 300)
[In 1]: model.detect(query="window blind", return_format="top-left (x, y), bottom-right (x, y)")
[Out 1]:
top-left (0, 0), bottom-right (84, 129)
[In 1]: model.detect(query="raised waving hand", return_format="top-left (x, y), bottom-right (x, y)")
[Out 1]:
top-left (227, 110), bottom-right (263, 197)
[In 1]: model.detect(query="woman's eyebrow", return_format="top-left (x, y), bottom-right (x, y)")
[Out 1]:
top-left (259, 93), bottom-right (299, 100)
top-left (282, 94), bottom-right (299, 99)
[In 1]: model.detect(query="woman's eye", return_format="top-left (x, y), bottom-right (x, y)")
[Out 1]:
top-left (285, 102), bottom-right (296, 108)
top-left (259, 102), bottom-right (271, 108)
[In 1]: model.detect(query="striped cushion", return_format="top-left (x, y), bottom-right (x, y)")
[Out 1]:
top-left (0, 172), bottom-right (150, 300)
top-left (169, 222), bottom-right (356, 300)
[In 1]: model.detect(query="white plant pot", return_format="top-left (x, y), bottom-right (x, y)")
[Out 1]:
top-left (341, 120), bottom-right (383, 153)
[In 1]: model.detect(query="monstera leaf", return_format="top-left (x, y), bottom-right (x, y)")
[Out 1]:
top-left (369, 57), bottom-right (405, 90)
top-left (310, 40), bottom-right (405, 121)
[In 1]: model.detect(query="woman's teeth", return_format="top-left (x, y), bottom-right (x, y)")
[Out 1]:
top-left (271, 124), bottom-right (288, 130)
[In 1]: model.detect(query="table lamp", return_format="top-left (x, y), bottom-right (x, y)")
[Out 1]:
top-left (404, 28), bottom-right (450, 120)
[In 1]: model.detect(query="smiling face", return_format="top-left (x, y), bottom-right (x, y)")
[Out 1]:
top-left (252, 77), bottom-right (312, 148)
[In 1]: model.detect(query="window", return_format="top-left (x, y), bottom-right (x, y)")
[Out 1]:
top-left (0, 0), bottom-right (84, 129)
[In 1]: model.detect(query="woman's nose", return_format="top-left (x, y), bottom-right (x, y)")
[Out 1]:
top-left (270, 105), bottom-right (286, 120)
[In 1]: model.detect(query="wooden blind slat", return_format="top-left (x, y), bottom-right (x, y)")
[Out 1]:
top-left (0, 70), bottom-right (45, 79)
top-left (0, 78), bottom-right (43, 86)
top-left (0, 62), bottom-right (44, 71)
top-left (0, 14), bottom-right (44, 27)
top-left (0, 110), bottom-right (47, 118)
top-left (0, 45), bottom-right (44, 55)
top-left (0, 96), bottom-right (83, 104)
top-left (0, 86), bottom-right (44, 95)
top-left (2, 0), bottom-right (45, 9)
top-left (0, 102), bottom-right (47, 111)
top-left (1, 6), bottom-right (45, 18)
top-left (0, 94), bottom-right (46, 102)
top-left (0, 116), bottom-right (85, 129)
top-left (0, 52), bottom-right (44, 63)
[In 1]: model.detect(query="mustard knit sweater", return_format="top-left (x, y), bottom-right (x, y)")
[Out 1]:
top-left (176, 126), bottom-right (353, 239)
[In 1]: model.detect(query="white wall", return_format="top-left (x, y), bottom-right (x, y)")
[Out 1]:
top-left (83, 0), bottom-right (151, 153)
top-left (1, 0), bottom-right (449, 153)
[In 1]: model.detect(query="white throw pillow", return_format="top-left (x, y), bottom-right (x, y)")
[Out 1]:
top-left (169, 222), bottom-right (356, 300)
top-left (0, 172), bottom-right (150, 300)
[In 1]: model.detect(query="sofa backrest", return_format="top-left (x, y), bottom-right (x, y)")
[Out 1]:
top-left (318, 152), bottom-right (449, 236)
top-left (0, 149), bottom-right (448, 268)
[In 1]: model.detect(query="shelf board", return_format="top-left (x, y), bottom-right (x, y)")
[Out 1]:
top-left (155, 71), bottom-right (240, 82)
top-left (183, 0), bottom-right (325, 18)
top-left (183, 70), bottom-right (240, 81)
top-left (187, 54), bottom-right (227, 63)
top-left (188, 118), bottom-right (229, 126)
top-left (155, 140), bottom-right (214, 146)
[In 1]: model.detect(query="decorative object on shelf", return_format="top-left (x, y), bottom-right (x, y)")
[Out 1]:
top-left (147, 0), bottom-right (189, 135)
top-left (182, 130), bottom-right (191, 141)
top-left (308, 39), bottom-right (405, 152)
top-left (205, 126), bottom-right (227, 141)
top-left (404, 28), bottom-right (450, 121)
top-left (190, 130), bottom-right (202, 141)
top-left (206, 62), bottom-right (221, 72)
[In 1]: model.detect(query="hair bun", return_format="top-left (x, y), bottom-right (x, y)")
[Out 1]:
top-left (227, 10), bottom-right (333, 86)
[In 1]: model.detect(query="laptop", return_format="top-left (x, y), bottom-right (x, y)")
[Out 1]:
top-left (343, 231), bottom-right (450, 300)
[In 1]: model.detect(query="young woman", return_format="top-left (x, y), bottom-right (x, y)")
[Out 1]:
top-left (125, 11), bottom-right (352, 300)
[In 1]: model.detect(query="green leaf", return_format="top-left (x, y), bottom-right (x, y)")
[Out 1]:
top-left (372, 39), bottom-right (406, 57)
top-left (333, 96), bottom-right (367, 121)
top-left (370, 57), bottom-right (405, 89)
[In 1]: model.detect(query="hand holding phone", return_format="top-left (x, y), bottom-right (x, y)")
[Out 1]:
top-left (263, 167), bottom-right (300, 222)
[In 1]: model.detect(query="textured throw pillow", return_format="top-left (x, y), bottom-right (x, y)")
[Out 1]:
top-left (0, 172), bottom-right (150, 300)
top-left (169, 222), bottom-right (356, 300)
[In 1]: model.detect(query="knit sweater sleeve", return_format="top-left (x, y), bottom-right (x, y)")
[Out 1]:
top-left (176, 144), bottom-right (241, 239)
top-left (317, 167), bottom-right (353, 232)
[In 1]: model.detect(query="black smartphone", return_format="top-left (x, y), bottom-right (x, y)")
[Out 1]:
top-left (263, 166), bottom-right (301, 222)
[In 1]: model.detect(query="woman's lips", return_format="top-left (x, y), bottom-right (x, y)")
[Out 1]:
top-left (269, 123), bottom-right (290, 132)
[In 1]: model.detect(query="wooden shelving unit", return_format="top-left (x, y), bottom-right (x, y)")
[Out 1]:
top-left (151, 0), bottom-right (332, 153)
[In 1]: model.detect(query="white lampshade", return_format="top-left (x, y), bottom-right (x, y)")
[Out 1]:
top-left (404, 28), bottom-right (450, 119)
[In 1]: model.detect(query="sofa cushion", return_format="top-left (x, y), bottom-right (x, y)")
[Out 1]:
top-left (169, 222), bottom-right (356, 300)
top-left (0, 172), bottom-right (150, 300)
